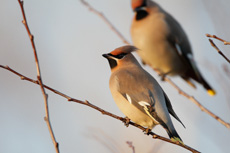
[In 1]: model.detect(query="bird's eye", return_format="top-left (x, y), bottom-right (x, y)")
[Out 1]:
top-left (109, 53), bottom-right (127, 59)
top-left (116, 53), bottom-right (127, 59)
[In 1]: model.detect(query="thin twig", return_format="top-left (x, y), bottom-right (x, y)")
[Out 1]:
top-left (17, 1), bottom-right (59, 152)
top-left (0, 65), bottom-right (200, 153)
top-left (206, 34), bottom-right (230, 45)
top-left (126, 141), bottom-right (135, 153)
top-left (80, 0), bottom-right (230, 129)
top-left (208, 38), bottom-right (230, 64)
top-left (80, 0), bottom-right (130, 45)
top-left (154, 69), bottom-right (230, 129)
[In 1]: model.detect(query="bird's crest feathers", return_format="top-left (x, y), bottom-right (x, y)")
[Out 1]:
top-left (110, 45), bottom-right (138, 56)
top-left (131, 0), bottom-right (146, 10)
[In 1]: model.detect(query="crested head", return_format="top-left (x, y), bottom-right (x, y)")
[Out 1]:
top-left (103, 45), bottom-right (140, 70)
top-left (110, 45), bottom-right (138, 56)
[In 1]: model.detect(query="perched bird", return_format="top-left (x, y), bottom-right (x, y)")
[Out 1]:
top-left (130, 0), bottom-right (216, 96)
top-left (103, 45), bottom-right (185, 142)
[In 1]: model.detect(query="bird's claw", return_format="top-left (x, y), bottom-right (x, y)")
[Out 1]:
top-left (160, 73), bottom-right (166, 81)
top-left (124, 117), bottom-right (130, 127)
top-left (159, 71), bottom-right (171, 81)
top-left (141, 60), bottom-right (146, 65)
top-left (143, 128), bottom-right (151, 135)
top-left (155, 69), bottom-right (168, 81)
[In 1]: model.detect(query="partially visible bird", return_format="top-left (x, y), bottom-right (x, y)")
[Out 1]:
top-left (130, 0), bottom-right (216, 96)
top-left (103, 45), bottom-right (185, 143)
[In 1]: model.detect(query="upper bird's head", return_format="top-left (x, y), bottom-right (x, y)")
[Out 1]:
top-left (103, 45), bottom-right (139, 71)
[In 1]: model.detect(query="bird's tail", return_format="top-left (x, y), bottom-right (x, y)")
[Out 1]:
top-left (166, 128), bottom-right (183, 144)
top-left (200, 77), bottom-right (216, 96)
top-left (182, 70), bottom-right (216, 96)
top-left (191, 72), bottom-right (216, 96)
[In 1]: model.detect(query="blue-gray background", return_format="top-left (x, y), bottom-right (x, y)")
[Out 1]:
top-left (1, 0), bottom-right (230, 153)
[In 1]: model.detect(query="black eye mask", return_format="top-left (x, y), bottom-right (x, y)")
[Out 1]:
top-left (108, 53), bottom-right (127, 59)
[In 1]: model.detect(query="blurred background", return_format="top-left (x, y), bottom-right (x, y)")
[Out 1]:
top-left (0, 0), bottom-right (230, 152)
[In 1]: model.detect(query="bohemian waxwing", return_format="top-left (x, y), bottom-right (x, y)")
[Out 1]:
top-left (130, 0), bottom-right (216, 96)
top-left (103, 45), bottom-right (185, 142)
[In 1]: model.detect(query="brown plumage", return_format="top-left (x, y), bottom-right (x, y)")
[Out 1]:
top-left (103, 45), bottom-right (184, 142)
top-left (131, 0), bottom-right (216, 96)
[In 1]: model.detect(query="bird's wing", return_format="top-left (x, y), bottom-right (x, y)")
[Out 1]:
top-left (164, 11), bottom-right (192, 56)
top-left (115, 69), bottom-right (183, 141)
top-left (117, 69), bottom-right (168, 125)
top-left (165, 11), bottom-right (202, 80)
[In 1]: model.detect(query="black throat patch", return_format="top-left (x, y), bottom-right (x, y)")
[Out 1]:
top-left (108, 58), bottom-right (117, 69)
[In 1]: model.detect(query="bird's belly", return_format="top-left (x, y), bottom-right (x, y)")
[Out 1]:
top-left (131, 15), bottom-right (186, 75)
top-left (137, 40), bottom-right (186, 75)
top-left (111, 92), bottom-right (156, 129)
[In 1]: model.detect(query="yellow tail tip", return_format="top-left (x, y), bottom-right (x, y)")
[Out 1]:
top-left (207, 89), bottom-right (216, 96)
top-left (171, 137), bottom-right (184, 145)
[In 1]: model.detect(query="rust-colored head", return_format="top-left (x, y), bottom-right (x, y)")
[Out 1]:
top-left (103, 45), bottom-right (138, 70)
top-left (110, 45), bottom-right (138, 56)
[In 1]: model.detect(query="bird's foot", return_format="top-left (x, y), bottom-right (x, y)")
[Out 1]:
top-left (159, 73), bottom-right (167, 81)
top-left (156, 70), bottom-right (170, 81)
top-left (124, 117), bottom-right (130, 127)
top-left (141, 60), bottom-right (146, 65)
top-left (143, 128), bottom-right (152, 135)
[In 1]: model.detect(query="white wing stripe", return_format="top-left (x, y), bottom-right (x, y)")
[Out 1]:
top-left (138, 101), bottom-right (150, 106)
top-left (126, 94), bottom-right (132, 104)
top-left (175, 43), bottom-right (182, 55)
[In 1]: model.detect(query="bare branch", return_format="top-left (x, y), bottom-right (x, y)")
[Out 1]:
top-left (17, 0), bottom-right (59, 152)
top-left (0, 65), bottom-right (200, 153)
top-left (80, 0), bottom-right (230, 129)
top-left (207, 38), bottom-right (230, 64)
top-left (206, 34), bottom-right (230, 45)
top-left (80, 0), bottom-right (130, 45)
top-left (153, 68), bottom-right (230, 129)
top-left (126, 141), bottom-right (135, 153)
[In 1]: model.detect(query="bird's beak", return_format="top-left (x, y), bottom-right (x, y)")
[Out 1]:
top-left (102, 53), bottom-right (114, 59)
top-left (103, 53), bottom-right (118, 61)
top-left (102, 53), bottom-right (110, 59)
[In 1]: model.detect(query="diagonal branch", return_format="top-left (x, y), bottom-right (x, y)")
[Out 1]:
top-left (154, 69), bottom-right (230, 129)
top-left (207, 37), bottom-right (230, 64)
top-left (80, 0), bottom-right (230, 129)
top-left (80, 0), bottom-right (130, 45)
top-left (206, 34), bottom-right (230, 45)
top-left (126, 141), bottom-right (135, 153)
top-left (17, 0), bottom-right (59, 152)
top-left (0, 65), bottom-right (200, 153)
